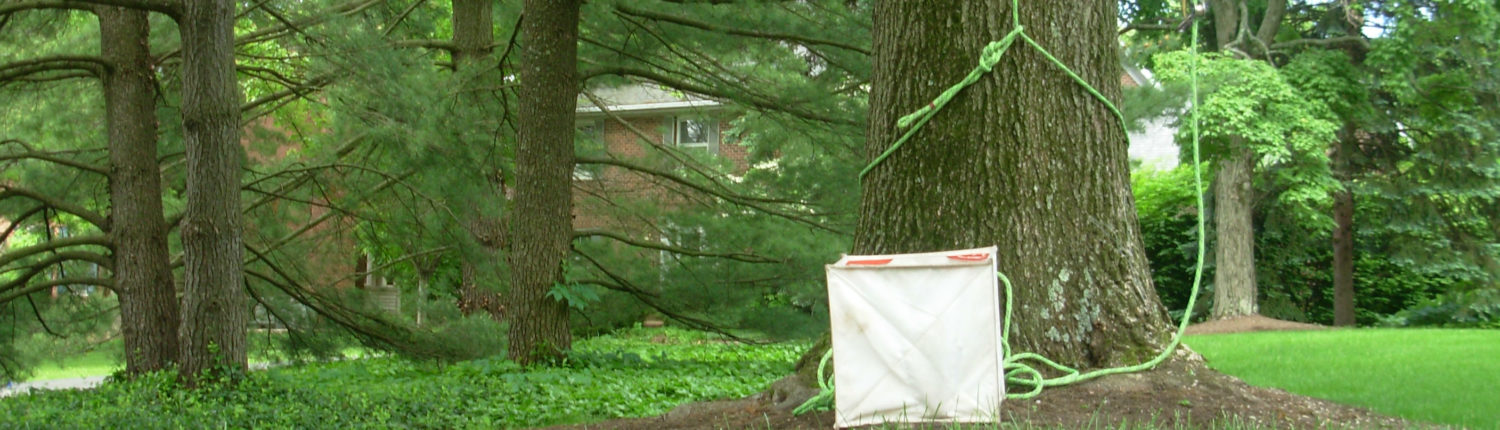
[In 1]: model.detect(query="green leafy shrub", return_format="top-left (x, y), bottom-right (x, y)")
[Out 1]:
top-left (0, 327), bottom-right (804, 429)
top-left (1385, 288), bottom-right (1500, 328)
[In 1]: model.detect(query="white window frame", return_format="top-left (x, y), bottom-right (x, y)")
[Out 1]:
top-left (673, 117), bottom-right (718, 154)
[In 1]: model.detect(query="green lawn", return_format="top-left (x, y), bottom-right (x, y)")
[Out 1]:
top-left (27, 349), bottom-right (122, 381)
top-left (1185, 329), bottom-right (1499, 430)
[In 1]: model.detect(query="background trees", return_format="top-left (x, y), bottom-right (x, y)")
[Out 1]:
top-left (0, 0), bottom-right (1493, 385)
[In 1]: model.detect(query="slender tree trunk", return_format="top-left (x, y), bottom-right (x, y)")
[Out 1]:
top-left (1211, 147), bottom-right (1257, 318)
top-left (1205, 0), bottom-right (1288, 320)
top-left (98, 5), bottom-right (181, 375)
top-left (506, 0), bottom-right (578, 365)
top-left (1332, 132), bottom-right (1356, 326)
top-left (851, 0), bottom-right (1170, 368)
top-left (451, 0), bottom-right (506, 319)
top-left (178, 0), bottom-right (248, 384)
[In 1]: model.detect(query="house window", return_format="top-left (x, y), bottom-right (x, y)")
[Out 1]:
top-left (674, 117), bottom-right (717, 154)
top-left (575, 121), bottom-right (605, 180)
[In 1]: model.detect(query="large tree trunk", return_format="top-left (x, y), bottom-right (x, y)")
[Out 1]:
top-left (1332, 132), bottom-right (1356, 326)
top-left (98, 5), bottom-right (181, 375)
top-left (451, 0), bottom-right (506, 319)
top-left (177, 0), bottom-right (248, 384)
top-left (506, 0), bottom-right (578, 365)
top-left (851, 0), bottom-right (1171, 368)
top-left (1211, 147), bottom-right (1257, 318)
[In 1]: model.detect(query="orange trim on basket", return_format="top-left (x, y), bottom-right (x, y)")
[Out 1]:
top-left (846, 258), bottom-right (894, 266)
top-left (947, 253), bottom-right (990, 261)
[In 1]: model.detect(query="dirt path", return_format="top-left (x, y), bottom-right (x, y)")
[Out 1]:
top-left (1184, 314), bottom-right (1327, 335)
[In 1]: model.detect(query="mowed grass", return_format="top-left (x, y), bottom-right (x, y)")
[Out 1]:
top-left (1185, 329), bottom-right (1499, 430)
top-left (27, 350), bottom-right (121, 381)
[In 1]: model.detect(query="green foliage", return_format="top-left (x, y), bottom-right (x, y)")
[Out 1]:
top-left (1384, 288), bottom-right (1500, 328)
top-left (1131, 163), bottom-right (1453, 325)
top-left (1188, 329), bottom-right (1500, 429)
top-left (1131, 164), bottom-right (1209, 318)
top-left (0, 328), bottom-right (804, 429)
top-left (1155, 52), bottom-right (1341, 226)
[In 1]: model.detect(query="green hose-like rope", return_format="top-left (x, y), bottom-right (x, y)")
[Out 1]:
top-left (796, 2), bottom-right (1208, 415)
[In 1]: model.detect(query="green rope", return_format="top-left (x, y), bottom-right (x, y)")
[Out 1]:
top-left (797, 2), bottom-right (1209, 415)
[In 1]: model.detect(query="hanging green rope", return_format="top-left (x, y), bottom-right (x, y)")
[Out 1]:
top-left (798, 1), bottom-right (1209, 415)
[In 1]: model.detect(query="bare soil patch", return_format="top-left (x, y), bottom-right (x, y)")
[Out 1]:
top-left (1184, 315), bottom-right (1328, 335)
top-left (531, 348), bottom-right (1425, 430)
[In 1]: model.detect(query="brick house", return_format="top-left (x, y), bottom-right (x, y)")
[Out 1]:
top-left (572, 84), bottom-right (750, 233)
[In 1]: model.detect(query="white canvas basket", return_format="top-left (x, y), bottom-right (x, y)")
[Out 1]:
top-left (826, 246), bottom-right (1005, 428)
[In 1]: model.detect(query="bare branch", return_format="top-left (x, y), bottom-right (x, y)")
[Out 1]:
top-left (0, 150), bottom-right (109, 175)
top-left (0, 0), bottom-right (178, 18)
top-left (575, 155), bottom-right (844, 234)
top-left (0, 276), bottom-right (113, 305)
top-left (393, 39), bottom-right (456, 52)
top-left (0, 184), bottom-right (108, 229)
top-left (581, 65), bottom-right (859, 127)
top-left (0, 55), bottom-right (106, 84)
top-left (0, 235), bottom-right (110, 269)
top-left (1270, 36), bottom-right (1369, 50)
top-left (614, 3), bottom-right (869, 55)
top-left (0, 205), bottom-right (45, 244)
top-left (574, 250), bottom-right (757, 343)
top-left (575, 229), bottom-right (781, 263)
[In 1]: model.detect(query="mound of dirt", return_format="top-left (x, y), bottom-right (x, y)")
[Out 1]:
top-left (1185, 315), bottom-right (1328, 335)
top-left (531, 347), bottom-right (1423, 430)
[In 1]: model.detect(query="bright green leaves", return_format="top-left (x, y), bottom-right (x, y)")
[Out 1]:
top-left (1155, 51), bottom-right (1340, 228)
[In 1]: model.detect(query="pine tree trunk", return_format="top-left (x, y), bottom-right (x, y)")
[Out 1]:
top-left (1332, 133), bottom-right (1356, 326)
top-left (451, 0), bottom-right (506, 319)
top-left (506, 0), bottom-right (577, 365)
top-left (98, 5), bottom-right (181, 375)
top-left (1211, 147), bottom-right (1258, 319)
top-left (852, 0), bottom-right (1171, 368)
top-left (177, 0), bottom-right (248, 384)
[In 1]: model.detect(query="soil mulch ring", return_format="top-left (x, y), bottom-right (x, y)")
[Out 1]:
top-left (534, 317), bottom-right (1437, 429)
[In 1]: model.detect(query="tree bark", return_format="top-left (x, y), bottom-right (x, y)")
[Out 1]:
top-left (506, 0), bottom-right (577, 365)
top-left (450, 0), bottom-right (506, 319)
top-left (177, 0), bottom-right (248, 384)
top-left (98, 5), bottom-right (181, 376)
top-left (1332, 131), bottom-right (1356, 326)
top-left (851, 0), bottom-right (1171, 368)
top-left (1205, 0), bottom-right (1289, 320)
top-left (1210, 146), bottom-right (1257, 319)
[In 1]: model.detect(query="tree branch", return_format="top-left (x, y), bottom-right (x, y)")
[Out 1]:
top-left (0, 150), bottom-right (109, 175)
top-left (0, 235), bottom-right (110, 269)
top-left (0, 184), bottom-right (108, 229)
top-left (581, 65), bottom-right (859, 127)
top-left (0, 276), bottom-right (113, 305)
top-left (575, 229), bottom-right (782, 263)
top-left (1270, 36), bottom-right (1369, 50)
top-left (0, 0), bottom-right (178, 18)
top-left (614, 3), bottom-right (869, 55)
top-left (0, 55), bottom-right (106, 84)
top-left (575, 155), bottom-right (844, 234)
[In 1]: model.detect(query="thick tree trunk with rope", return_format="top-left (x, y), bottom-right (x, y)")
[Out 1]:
top-left (506, 0), bottom-right (577, 365)
top-left (177, 0), bottom-right (248, 384)
top-left (780, 1), bottom-right (1173, 400)
top-left (1210, 147), bottom-right (1257, 318)
top-left (99, 5), bottom-right (181, 375)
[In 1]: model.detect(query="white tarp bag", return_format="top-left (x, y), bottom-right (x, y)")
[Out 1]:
top-left (826, 246), bottom-right (1005, 428)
